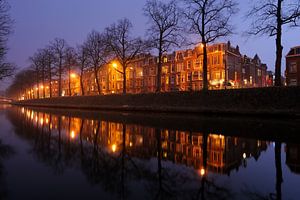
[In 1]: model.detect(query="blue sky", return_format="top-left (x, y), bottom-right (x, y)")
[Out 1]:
top-left (2, 0), bottom-right (299, 89)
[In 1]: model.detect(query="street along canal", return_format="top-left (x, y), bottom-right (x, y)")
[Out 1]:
top-left (0, 104), bottom-right (300, 200)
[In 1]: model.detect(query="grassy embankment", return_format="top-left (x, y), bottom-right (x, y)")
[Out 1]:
top-left (13, 86), bottom-right (300, 117)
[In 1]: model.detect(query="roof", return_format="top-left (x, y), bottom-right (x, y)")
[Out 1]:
top-left (286, 46), bottom-right (300, 57)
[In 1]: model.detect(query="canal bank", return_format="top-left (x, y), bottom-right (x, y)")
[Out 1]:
top-left (13, 86), bottom-right (300, 117)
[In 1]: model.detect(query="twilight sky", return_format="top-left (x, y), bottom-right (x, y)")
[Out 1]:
top-left (2, 0), bottom-right (300, 89)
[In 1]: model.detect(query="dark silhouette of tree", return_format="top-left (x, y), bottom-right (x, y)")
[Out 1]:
top-left (76, 45), bottom-right (90, 96)
top-left (0, 63), bottom-right (15, 82)
top-left (182, 0), bottom-right (238, 90)
top-left (247, 0), bottom-right (300, 86)
top-left (43, 47), bottom-right (55, 98)
top-left (105, 18), bottom-right (146, 94)
top-left (144, 0), bottom-right (182, 92)
top-left (50, 38), bottom-right (68, 97)
top-left (84, 31), bottom-right (108, 95)
top-left (64, 47), bottom-right (77, 96)
top-left (6, 69), bottom-right (35, 99)
top-left (29, 54), bottom-right (41, 99)
top-left (0, 0), bottom-right (14, 82)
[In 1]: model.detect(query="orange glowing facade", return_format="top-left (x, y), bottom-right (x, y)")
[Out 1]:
top-left (21, 42), bottom-right (269, 100)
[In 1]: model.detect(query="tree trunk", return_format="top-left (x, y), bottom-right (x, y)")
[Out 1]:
top-left (80, 71), bottom-right (85, 96)
top-left (42, 66), bottom-right (45, 98)
top-left (202, 42), bottom-right (208, 90)
top-left (36, 69), bottom-right (39, 99)
top-left (68, 67), bottom-right (71, 96)
top-left (94, 66), bottom-right (101, 95)
top-left (123, 65), bottom-right (127, 94)
top-left (275, 0), bottom-right (282, 87)
top-left (49, 64), bottom-right (52, 98)
top-left (156, 35), bottom-right (163, 93)
top-left (58, 62), bottom-right (62, 97)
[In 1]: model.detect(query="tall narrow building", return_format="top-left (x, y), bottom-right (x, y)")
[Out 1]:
top-left (286, 46), bottom-right (300, 86)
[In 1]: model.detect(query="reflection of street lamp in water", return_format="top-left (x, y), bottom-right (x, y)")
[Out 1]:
top-left (199, 168), bottom-right (205, 176)
top-left (111, 144), bottom-right (117, 153)
top-left (70, 130), bottom-right (75, 139)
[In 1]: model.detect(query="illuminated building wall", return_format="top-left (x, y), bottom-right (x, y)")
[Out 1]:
top-left (21, 42), bottom-right (269, 99)
top-left (286, 46), bottom-right (300, 86)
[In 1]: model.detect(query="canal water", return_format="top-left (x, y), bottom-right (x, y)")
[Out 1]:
top-left (0, 104), bottom-right (299, 200)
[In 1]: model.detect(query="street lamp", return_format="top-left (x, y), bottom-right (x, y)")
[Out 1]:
top-left (71, 73), bottom-right (77, 79)
top-left (112, 62), bottom-right (118, 69)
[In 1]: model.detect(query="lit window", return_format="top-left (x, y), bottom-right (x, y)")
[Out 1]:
top-left (257, 69), bottom-right (262, 77)
top-left (163, 57), bottom-right (168, 63)
top-left (289, 62), bottom-right (297, 73)
top-left (187, 61), bottom-right (192, 69)
top-left (289, 79), bottom-right (297, 86)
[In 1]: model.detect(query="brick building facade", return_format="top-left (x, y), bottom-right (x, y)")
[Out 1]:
top-left (286, 46), bottom-right (300, 86)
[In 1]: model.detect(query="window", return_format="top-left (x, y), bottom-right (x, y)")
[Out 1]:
top-left (257, 69), bottom-right (262, 77)
top-left (215, 71), bottom-right (221, 79)
top-left (187, 61), bottom-right (192, 69)
top-left (250, 76), bottom-right (253, 85)
top-left (176, 63), bottom-right (183, 72)
top-left (193, 71), bottom-right (199, 80)
top-left (162, 66), bottom-right (168, 74)
top-left (181, 75), bottom-right (185, 83)
top-left (289, 79), bottom-right (297, 86)
top-left (163, 57), bottom-right (168, 63)
top-left (171, 76), bottom-right (175, 84)
top-left (296, 48), bottom-right (300, 55)
top-left (242, 68), bottom-right (245, 74)
top-left (213, 56), bottom-right (217, 65)
top-left (289, 62), bottom-right (297, 73)
top-left (187, 73), bottom-right (191, 81)
top-left (171, 65), bottom-right (175, 72)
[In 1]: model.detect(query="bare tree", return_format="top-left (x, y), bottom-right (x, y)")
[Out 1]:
top-left (64, 47), bottom-right (77, 96)
top-left (76, 45), bottom-right (90, 96)
top-left (85, 31), bottom-right (108, 95)
top-left (31, 50), bottom-right (48, 98)
top-left (0, 0), bottom-right (14, 82)
top-left (182, 0), bottom-right (238, 90)
top-left (43, 47), bottom-right (55, 98)
top-left (144, 0), bottom-right (182, 92)
top-left (51, 38), bottom-right (67, 97)
top-left (247, 0), bottom-right (300, 86)
top-left (28, 59), bottom-right (39, 99)
top-left (105, 18), bottom-right (146, 94)
top-left (0, 63), bottom-right (15, 81)
top-left (6, 69), bottom-right (35, 100)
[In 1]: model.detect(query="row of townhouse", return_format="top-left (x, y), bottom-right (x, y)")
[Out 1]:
top-left (24, 41), bottom-right (271, 99)
top-left (80, 41), bottom-right (270, 95)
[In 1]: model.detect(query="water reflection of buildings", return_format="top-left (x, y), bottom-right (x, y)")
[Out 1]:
top-left (18, 108), bottom-right (271, 176)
